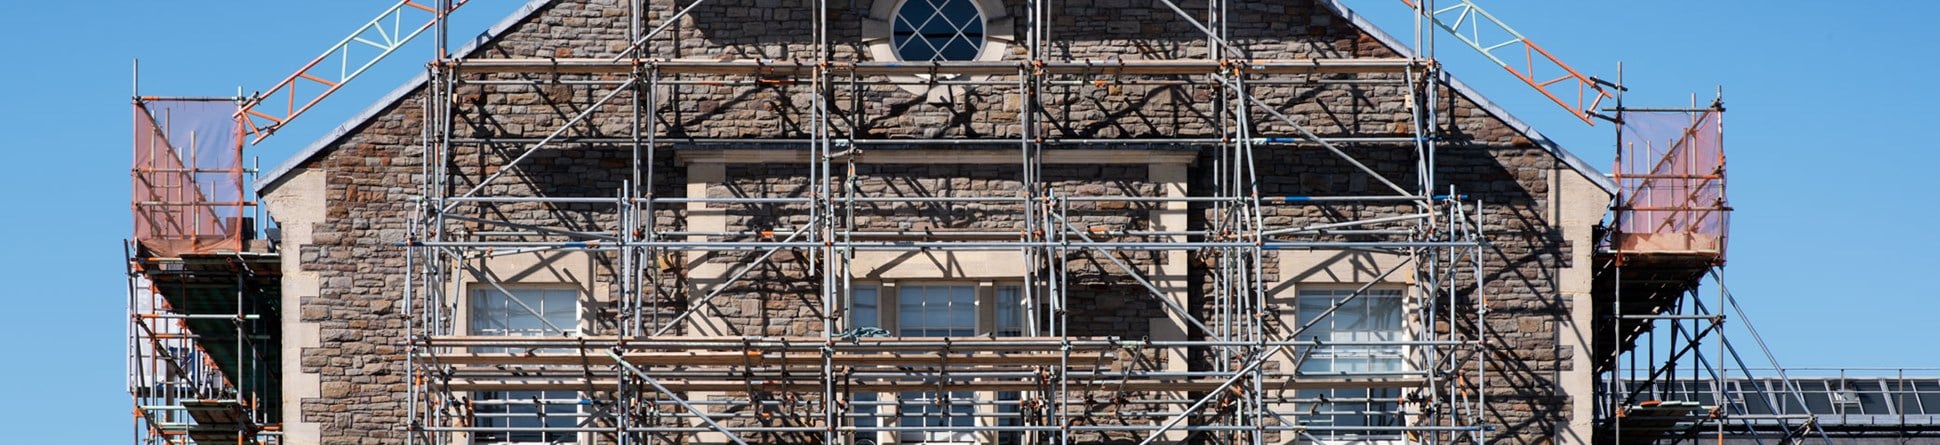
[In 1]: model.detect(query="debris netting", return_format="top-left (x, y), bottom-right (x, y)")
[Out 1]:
top-left (133, 99), bottom-right (248, 255)
top-left (1614, 109), bottom-right (1727, 257)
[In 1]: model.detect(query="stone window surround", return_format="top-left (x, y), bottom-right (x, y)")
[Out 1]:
top-left (848, 279), bottom-right (1025, 445)
top-left (1275, 281), bottom-right (1423, 375)
top-left (1278, 280), bottom-right (1419, 444)
top-left (1290, 285), bottom-right (1408, 374)
top-left (675, 148), bottom-right (1194, 320)
top-left (464, 285), bottom-right (583, 338)
top-left (454, 255), bottom-right (603, 445)
top-left (452, 251), bottom-right (606, 337)
top-left (849, 280), bottom-right (1026, 337)
top-left (1274, 273), bottom-right (1422, 377)
top-left (459, 283), bottom-right (587, 445)
top-left (861, 0), bottom-right (1014, 101)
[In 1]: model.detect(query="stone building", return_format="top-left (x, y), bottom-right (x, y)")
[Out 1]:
top-left (237, 0), bottom-right (1619, 443)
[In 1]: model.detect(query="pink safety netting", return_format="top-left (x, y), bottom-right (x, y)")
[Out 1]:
top-left (133, 100), bottom-right (248, 256)
top-left (1613, 109), bottom-right (1728, 257)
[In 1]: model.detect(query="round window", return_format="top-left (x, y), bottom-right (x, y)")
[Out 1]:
top-left (891, 0), bottom-right (986, 62)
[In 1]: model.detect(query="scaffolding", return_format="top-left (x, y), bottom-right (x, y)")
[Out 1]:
top-left (1593, 94), bottom-right (1829, 444)
top-left (128, 96), bottom-right (282, 444)
top-left (389, 0), bottom-right (1510, 444)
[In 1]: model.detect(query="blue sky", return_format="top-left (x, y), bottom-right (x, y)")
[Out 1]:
top-left (1, 0), bottom-right (1934, 441)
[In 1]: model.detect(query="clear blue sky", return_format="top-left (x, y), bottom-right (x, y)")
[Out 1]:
top-left (1, 0), bottom-right (1933, 441)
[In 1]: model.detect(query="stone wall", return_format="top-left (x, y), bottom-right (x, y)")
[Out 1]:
top-left (266, 0), bottom-right (1597, 443)
top-left (459, 0), bottom-right (1413, 141)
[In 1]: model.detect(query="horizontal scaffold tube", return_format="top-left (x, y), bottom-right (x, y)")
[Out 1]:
top-left (444, 57), bottom-right (1424, 76)
top-left (442, 136), bottom-right (1422, 145)
top-left (401, 240), bottom-right (1482, 250)
top-left (430, 378), bottom-right (1423, 392)
top-left (431, 194), bottom-right (1461, 204)
top-left (413, 336), bottom-right (1476, 349)
top-left (456, 397), bottom-right (1416, 408)
top-left (433, 369), bottom-right (1433, 382)
top-left (411, 424), bottom-right (1487, 433)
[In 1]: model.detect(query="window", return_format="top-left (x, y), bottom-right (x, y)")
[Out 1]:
top-left (1296, 289), bottom-right (1403, 374)
top-left (897, 285), bottom-right (977, 337)
top-left (1294, 288), bottom-right (1405, 441)
top-left (470, 288), bottom-right (577, 340)
top-left (845, 283), bottom-right (1028, 444)
top-left (894, 285), bottom-right (977, 443)
top-left (847, 284), bottom-right (1026, 337)
top-left (891, 0), bottom-right (985, 62)
top-left (863, 0), bottom-right (1009, 99)
top-left (469, 287), bottom-right (580, 444)
top-left (849, 286), bottom-right (882, 331)
top-left (899, 390), bottom-right (978, 443)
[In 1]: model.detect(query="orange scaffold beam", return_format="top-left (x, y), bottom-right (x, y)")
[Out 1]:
top-left (237, 0), bottom-right (469, 144)
top-left (1399, 0), bottom-right (1616, 125)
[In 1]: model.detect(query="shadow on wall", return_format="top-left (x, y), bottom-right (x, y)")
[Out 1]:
top-left (1178, 119), bottom-right (1572, 442)
top-left (665, 0), bottom-right (1368, 60)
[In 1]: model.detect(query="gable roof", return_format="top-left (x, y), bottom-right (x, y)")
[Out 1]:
top-left (258, 0), bottom-right (1617, 195)
top-left (257, 0), bottom-right (554, 194)
top-left (1318, 0), bottom-right (1617, 194)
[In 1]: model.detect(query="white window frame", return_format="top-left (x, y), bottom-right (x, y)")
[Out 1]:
top-left (465, 285), bottom-right (584, 445)
top-left (1291, 286), bottom-right (1410, 443)
top-left (861, 0), bottom-right (1014, 101)
top-left (888, 0), bottom-right (989, 63)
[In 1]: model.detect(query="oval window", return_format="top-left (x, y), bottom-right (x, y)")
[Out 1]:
top-left (891, 0), bottom-right (985, 62)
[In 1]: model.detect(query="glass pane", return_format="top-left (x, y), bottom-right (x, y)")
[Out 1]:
top-left (1915, 381), bottom-right (1940, 415)
top-left (543, 290), bottom-right (577, 333)
top-left (853, 392), bottom-right (879, 430)
top-left (1799, 380), bottom-right (1835, 414)
top-left (995, 286), bottom-right (1022, 336)
top-left (1366, 292), bottom-right (1403, 330)
top-left (1736, 384), bottom-right (1777, 416)
top-left (1854, 380), bottom-right (1892, 416)
top-left (950, 285), bottom-right (973, 304)
top-left (1296, 297), bottom-right (1330, 330)
top-left (949, 301), bottom-right (973, 327)
top-left (852, 287), bottom-right (880, 330)
top-left (939, 0), bottom-right (977, 27)
top-left (939, 39), bottom-right (978, 61)
top-left (898, 285), bottom-right (975, 336)
top-left (476, 390), bottom-right (577, 443)
top-left (891, 0), bottom-right (984, 62)
top-left (1334, 296), bottom-right (1366, 331)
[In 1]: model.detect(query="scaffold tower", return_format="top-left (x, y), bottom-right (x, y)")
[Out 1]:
top-left (128, 96), bottom-right (282, 444)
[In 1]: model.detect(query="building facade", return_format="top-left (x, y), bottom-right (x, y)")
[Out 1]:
top-left (246, 0), bottom-right (1617, 443)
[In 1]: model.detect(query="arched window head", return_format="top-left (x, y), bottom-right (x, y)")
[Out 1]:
top-left (891, 0), bottom-right (985, 62)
